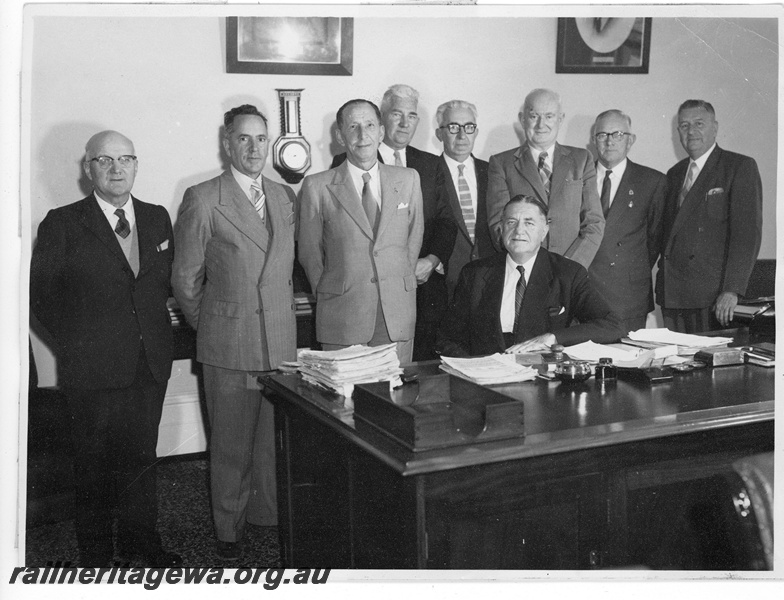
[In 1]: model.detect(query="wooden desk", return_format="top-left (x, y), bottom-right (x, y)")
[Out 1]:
top-left (264, 333), bottom-right (774, 570)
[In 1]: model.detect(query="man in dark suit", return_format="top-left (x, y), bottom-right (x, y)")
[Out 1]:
top-left (331, 85), bottom-right (453, 361)
top-left (434, 99), bottom-right (498, 302)
top-left (656, 100), bottom-right (763, 333)
top-left (172, 105), bottom-right (297, 560)
top-left (299, 99), bottom-right (424, 363)
top-left (487, 88), bottom-right (605, 269)
top-left (30, 130), bottom-right (180, 567)
top-left (437, 195), bottom-right (622, 357)
top-left (588, 109), bottom-right (666, 333)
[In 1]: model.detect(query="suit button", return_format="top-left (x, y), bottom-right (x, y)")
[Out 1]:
top-left (371, 277), bottom-right (377, 283)
top-left (374, 251), bottom-right (379, 257)
top-left (288, 280), bottom-right (292, 286)
top-left (610, 262), bottom-right (615, 267)
top-left (256, 309), bottom-right (261, 314)
top-left (617, 242), bottom-right (622, 247)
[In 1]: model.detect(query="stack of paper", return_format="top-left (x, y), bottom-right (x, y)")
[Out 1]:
top-left (440, 354), bottom-right (538, 385)
top-left (297, 343), bottom-right (403, 397)
top-left (625, 328), bottom-right (733, 355)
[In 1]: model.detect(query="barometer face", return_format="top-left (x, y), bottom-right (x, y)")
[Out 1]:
top-left (280, 140), bottom-right (309, 171)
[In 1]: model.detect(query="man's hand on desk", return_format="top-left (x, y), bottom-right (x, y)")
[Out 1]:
top-left (714, 291), bottom-right (738, 327)
top-left (415, 254), bottom-right (441, 284)
top-left (504, 333), bottom-right (557, 354)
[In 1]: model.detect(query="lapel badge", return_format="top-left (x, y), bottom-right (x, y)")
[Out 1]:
top-left (628, 189), bottom-right (634, 208)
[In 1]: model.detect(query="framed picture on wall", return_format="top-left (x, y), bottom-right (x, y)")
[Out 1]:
top-left (556, 17), bottom-right (651, 74)
top-left (226, 16), bottom-right (353, 76)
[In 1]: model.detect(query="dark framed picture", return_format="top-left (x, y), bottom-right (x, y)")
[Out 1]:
top-left (226, 16), bottom-right (353, 76)
top-left (556, 17), bottom-right (651, 74)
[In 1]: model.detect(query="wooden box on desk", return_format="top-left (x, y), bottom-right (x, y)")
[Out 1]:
top-left (353, 374), bottom-right (524, 451)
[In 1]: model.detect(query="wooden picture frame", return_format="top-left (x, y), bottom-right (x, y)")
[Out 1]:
top-left (556, 17), bottom-right (651, 74)
top-left (226, 16), bottom-right (353, 76)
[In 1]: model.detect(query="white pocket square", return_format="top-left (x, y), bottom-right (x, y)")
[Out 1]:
top-left (397, 202), bottom-right (409, 209)
top-left (707, 187), bottom-right (724, 196)
top-left (157, 239), bottom-right (170, 252)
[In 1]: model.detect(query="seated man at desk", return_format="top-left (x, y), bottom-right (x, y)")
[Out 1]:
top-left (437, 195), bottom-right (624, 357)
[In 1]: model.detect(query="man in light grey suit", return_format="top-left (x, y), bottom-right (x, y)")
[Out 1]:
top-left (487, 88), bottom-right (605, 269)
top-left (172, 104), bottom-right (297, 560)
top-left (298, 99), bottom-right (424, 363)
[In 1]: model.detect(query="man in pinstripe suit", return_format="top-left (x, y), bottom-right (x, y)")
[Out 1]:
top-left (172, 105), bottom-right (297, 560)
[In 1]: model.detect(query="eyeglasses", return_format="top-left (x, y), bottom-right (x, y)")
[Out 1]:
top-left (441, 123), bottom-right (477, 135)
top-left (594, 131), bottom-right (630, 142)
top-left (89, 155), bottom-right (137, 169)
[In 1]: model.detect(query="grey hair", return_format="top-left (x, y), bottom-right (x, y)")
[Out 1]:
top-left (594, 109), bottom-right (632, 130)
top-left (523, 88), bottom-right (563, 113)
top-left (435, 100), bottom-right (478, 127)
top-left (380, 84), bottom-right (419, 113)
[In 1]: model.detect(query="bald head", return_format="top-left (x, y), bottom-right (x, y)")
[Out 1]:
top-left (82, 130), bottom-right (138, 207)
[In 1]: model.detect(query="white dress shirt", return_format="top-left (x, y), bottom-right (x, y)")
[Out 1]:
top-left (686, 142), bottom-right (717, 184)
top-left (230, 165), bottom-right (263, 204)
top-left (596, 157), bottom-right (628, 208)
top-left (345, 159), bottom-right (381, 207)
top-left (500, 252), bottom-right (538, 333)
top-left (443, 153), bottom-right (478, 212)
top-left (95, 192), bottom-right (136, 232)
top-left (379, 142), bottom-right (406, 167)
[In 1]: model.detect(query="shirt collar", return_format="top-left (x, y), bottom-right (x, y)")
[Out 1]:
top-left (690, 142), bottom-right (717, 171)
top-left (443, 152), bottom-right (475, 174)
top-left (94, 192), bottom-right (135, 226)
top-left (506, 250), bottom-right (538, 281)
top-left (528, 144), bottom-right (555, 166)
top-left (230, 165), bottom-right (262, 199)
top-left (379, 142), bottom-right (405, 166)
top-left (597, 157), bottom-right (628, 180)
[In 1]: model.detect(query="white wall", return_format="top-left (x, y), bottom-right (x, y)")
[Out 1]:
top-left (26, 7), bottom-right (778, 397)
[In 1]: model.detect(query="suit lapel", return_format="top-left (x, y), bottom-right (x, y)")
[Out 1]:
top-left (605, 160), bottom-right (633, 224)
top-left (669, 147), bottom-right (722, 241)
top-left (327, 162), bottom-right (374, 239)
top-left (134, 197), bottom-right (157, 279)
top-left (216, 170), bottom-right (269, 251)
top-left (260, 178), bottom-right (291, 280)
top-left (439, 155), bottom-right (472, 243)
top-left (517, 248), bottom-right (551, 338)
top-left (514, 144), bottom-right (548, 202)
top-left (376, 163), bottom-right (405, 238)
top-left (549, 144), bottom-right (570, 204)
top-left (78, 195), bottom-right (132, 274)
top-left (479, 256), bottom-right (507, 350)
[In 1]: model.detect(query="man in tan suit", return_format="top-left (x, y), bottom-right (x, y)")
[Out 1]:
top-left (172, 105), bottom-right (297, 560)
top-left (298, 99), bottom-right (424, 363)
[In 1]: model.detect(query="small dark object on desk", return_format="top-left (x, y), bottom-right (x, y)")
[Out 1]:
top-left (617, 365), bottom-right (675, 383)
top-left (554, 360), bottom-right (593, 383)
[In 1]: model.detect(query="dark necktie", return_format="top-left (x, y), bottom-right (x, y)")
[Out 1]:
top-left (600, 169), bottom-right (613, 217)
top-left (361, 172), bottom-right (380, 234)
top-left (512, 265), bottom-right (527, 333)
top-left (114, 208), bottom-right (130, 239)
top-left (538, 152), bottom-right (551, 199)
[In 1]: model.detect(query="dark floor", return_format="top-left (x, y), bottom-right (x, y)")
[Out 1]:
top-left (25, 455), bottom-right (282, 568)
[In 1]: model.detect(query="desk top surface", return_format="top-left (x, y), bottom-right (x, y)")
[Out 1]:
top-left (264, 331), bottom-right (775, 476)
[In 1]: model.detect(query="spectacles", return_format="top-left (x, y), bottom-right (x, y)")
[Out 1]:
top-left (594, 131), bottom-right (630, 142)
top-left (89, 155), bottom-right (137, 169)
top-left (441, 123), bottom-right (477, 135)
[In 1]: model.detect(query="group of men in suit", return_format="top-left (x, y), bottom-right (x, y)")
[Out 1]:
top-left (29, 83), bottom-right (762, 566)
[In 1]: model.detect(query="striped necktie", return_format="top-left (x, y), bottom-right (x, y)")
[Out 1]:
top-left (457, 164), bottom-right (476, 242)
top-left (538, 151), bottom-right (552, 199)
top-left (678, 162), bottom-right (698, 207)
top-left (250, 180), bottom-right (265, 220)
top-left (114, 208), bottom-right (130, 239)
top-left (513, 265), bottom-right (527, 333)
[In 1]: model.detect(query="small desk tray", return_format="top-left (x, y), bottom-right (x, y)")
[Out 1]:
top-left (353, 373), bottom-right (524, 451)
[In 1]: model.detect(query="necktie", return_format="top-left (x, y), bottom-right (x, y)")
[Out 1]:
top-left (457, 164), bottom-right (476, 243)
top-left (393, 150), bottom-right (404, 167)
top-left (362, 172), bottom-right (380, 234)
top-left (251, 180), bottom-right (265, 220)
top-left (678, 162), bottom-right (698, 207)
top-left (600, 169), bottom-right (613, 216)
top-left (538, 151), bottom-right (551, 199)
top-left (512, 265), bottom-right (527, 333)
top-left (114, 208), bottom-right (130, 239)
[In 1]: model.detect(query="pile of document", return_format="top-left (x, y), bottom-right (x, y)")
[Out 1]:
top-left (624, 328), bottom-right (733, 355)
top-left (295, 343), bottom-right (403, 397)
top-left (440, 354), bottom-right (538, 385)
